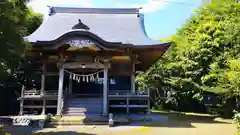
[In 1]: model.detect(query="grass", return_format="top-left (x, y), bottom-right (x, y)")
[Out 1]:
top-left (151, 109), bottom-right (233, 123)
top-left (151, 109), bottom-right (214, 116)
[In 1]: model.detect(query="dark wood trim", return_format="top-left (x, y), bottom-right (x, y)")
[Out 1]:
top-left (29, 31), bottom-right (170, 51)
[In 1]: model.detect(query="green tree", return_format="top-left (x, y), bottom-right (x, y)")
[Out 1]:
top-left (137, 0), bottom-right (240, 115)
top-left (0, 0), bottom-right (42, 115)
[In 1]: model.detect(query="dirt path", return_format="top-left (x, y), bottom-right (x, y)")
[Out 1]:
top-left (34, 122), bottom-right (237, 135)
top-left (3, 113), bottom-right (237, 135)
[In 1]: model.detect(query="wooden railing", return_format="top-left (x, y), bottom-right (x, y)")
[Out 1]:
top-left (22, 89), bottom-right (58, 97)
top-left (108, 90), bottom-right (149, 97)
top-left (24, 90), bottom-right (40, 96)
top-left (108, 90), bottom-right (150, 114)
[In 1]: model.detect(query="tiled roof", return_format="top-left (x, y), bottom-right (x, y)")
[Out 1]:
top-left (25, 7), bottom-right (166, 46)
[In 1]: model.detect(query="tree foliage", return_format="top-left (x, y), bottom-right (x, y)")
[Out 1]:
top-left (137, 0), bottom-right (240, 115)
top-left (0, 0), bottom-right (42, 115)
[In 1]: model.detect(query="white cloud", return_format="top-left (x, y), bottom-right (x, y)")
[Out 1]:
top-left (117, 0), bottom-right (168, 13)
top-left (27, 0), bottom-right (92, 16)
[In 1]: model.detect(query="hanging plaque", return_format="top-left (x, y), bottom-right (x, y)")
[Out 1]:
top-left (67, 39), bottom-right (95, 47)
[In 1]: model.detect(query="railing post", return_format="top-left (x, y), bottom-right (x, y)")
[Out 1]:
top-left (131, 57), bottom-right (136, 93)
top-left (126, 95), bottom-right (129, 114)
top-left (147, 89), bottom-right (151, 114)
top-left (42, 100), bottom-right (46, 115)
top-left (19, 85), bottom-right (25, 115)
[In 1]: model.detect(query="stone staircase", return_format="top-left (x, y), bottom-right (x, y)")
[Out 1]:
top-left (63, 97), bottom-right (103, 116)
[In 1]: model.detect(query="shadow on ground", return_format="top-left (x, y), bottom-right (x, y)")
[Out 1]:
top-left (133, 111), bottom-right (233, 128)
top-left (33, 131), bottom-right (97, 135)
top-left (4, 128), bottom-right (97, 135)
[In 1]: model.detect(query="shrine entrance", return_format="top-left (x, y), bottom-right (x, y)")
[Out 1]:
top-left (72, 80), bottom-right (103, 96)
top-left (18, 7), bottom-right (170, 116)
top-left (70, 70), bottom-right (104, 96)
top-left (63, 62), bottom-right (107, 97)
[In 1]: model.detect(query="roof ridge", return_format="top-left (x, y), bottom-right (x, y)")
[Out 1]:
top-left (49, 7), bottom-right (140, 15)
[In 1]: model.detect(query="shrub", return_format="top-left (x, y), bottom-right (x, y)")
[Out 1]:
top-left (233, 110), bottom-right (240, 132)
top-left (0, 127), bottom-right (11, 135)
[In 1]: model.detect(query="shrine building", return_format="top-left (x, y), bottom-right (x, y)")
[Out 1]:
top-left (19, 7), bottom-right (170, 116)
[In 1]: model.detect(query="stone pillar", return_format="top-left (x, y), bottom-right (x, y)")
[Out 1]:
top-left (131, 59), bottom-right (136, 93)
top-left (41, 63), bottom-right (46, 115)
top-left (103, 66), bottom-right (108, 115)
top-left (56, 66), bottom-right (64, 116)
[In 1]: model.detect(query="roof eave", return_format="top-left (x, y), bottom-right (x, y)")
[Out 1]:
top-left (27, 30), bottom-right (171, 50)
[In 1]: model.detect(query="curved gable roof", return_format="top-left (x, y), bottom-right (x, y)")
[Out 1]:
top-left (25, 7), bottom-right (167, 46)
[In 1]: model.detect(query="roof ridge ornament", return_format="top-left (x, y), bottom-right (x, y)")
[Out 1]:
top-left (48, 6), bottom-right (56, 16)
top-left (72, 19), bottom-right (90, 30)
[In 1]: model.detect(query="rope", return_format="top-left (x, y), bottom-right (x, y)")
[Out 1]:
top-left (64, 69), bottom-right (104, 83)
top-left (64, 69), bottom-right (104, 76)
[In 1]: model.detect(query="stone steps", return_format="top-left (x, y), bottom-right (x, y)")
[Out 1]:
top-left (46, 115), bottom-right (130, 127)
top-left (63, 97), bottom-right (103, 116)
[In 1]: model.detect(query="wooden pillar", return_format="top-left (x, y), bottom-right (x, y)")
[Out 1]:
top-left (41, 63), bottom-right (46, 94)
top-left (19, 85), bottom-right (25, 115)
top-left (68, 77), bottom-right (72, 96)
top-left (131, 59), bottom-right (136, 93)
top-left (41, 63), bottom-right (46, 115)
top-left (56, 66), bottom-right (64, 116)
top-left (103, 65), bottom-right (108, 115)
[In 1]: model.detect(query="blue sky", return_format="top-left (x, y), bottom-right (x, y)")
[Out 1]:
top-left (28, 0), bottom-right (203, 40)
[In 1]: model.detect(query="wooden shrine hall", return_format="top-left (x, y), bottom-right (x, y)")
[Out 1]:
top-left (19, 7), bottom-right (170, 116)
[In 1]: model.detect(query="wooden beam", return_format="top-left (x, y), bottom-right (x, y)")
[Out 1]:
top-left (28, 50), bottom-right (131, 57)
top-left (23, 105), bottom-right (57, 108)
top-left (109, 71), bottom-right (132, 76)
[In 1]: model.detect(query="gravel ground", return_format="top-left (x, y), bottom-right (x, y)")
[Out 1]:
top-left (2, 114), bottom-right (237, 135)
top-left (34, 122), bottom-right (237, 135)
top-left (4, 121), bottom-right (236, 135)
